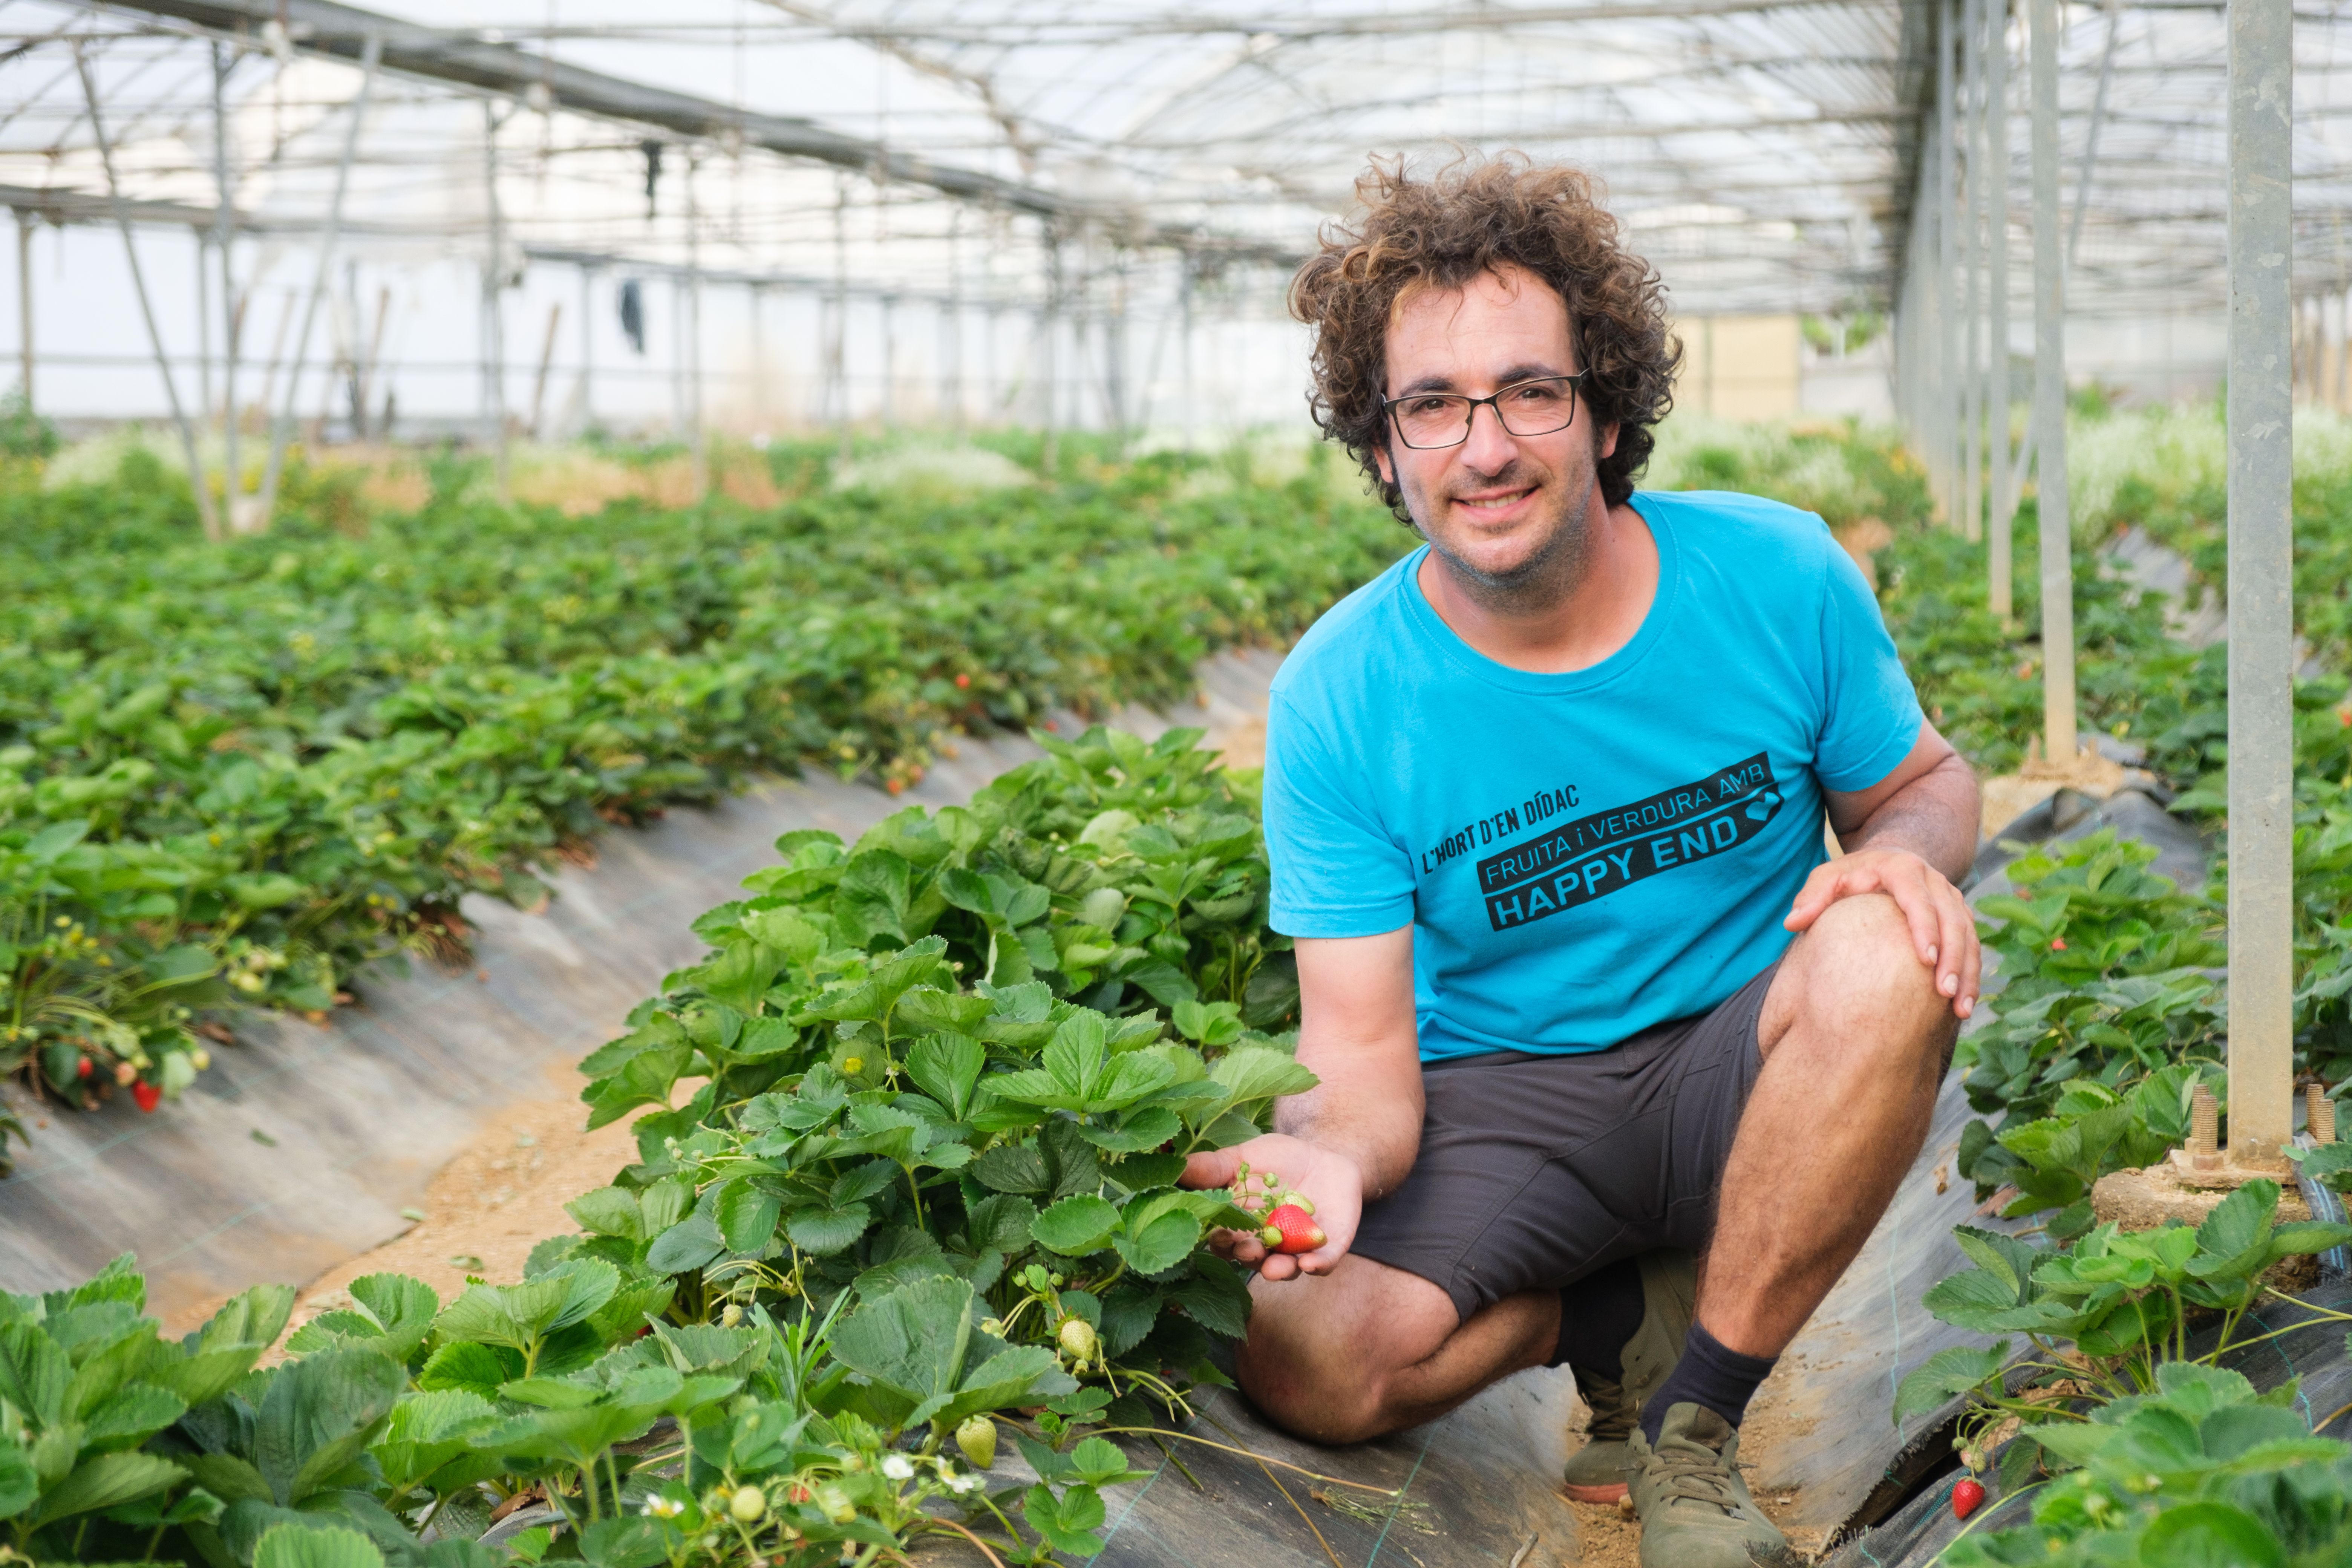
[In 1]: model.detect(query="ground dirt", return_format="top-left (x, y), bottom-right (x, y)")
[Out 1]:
top-left (1553, 1363), bottom-right (1826, 1566)
top-left (1978, 744), bottom-right (2127, 842)
top-left (168, 1060), bottom-right (677, 1343)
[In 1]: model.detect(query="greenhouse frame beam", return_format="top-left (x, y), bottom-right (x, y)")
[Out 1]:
top-left (94, 0), bottom-right (1303, 264)
top-left (0, 182), bottom-right (1065, 308)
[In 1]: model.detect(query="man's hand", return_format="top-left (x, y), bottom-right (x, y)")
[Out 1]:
top-left (1181, 1133), bottom-right (1365, 1282)
top-left (1785, 846), bottom-right (1980, 1018)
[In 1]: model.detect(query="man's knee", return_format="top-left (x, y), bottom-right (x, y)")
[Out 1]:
top-left (1772, 893), bottom-right (1957, 1069)
top-left (1233, 1260), bottom-right (1456, 1445)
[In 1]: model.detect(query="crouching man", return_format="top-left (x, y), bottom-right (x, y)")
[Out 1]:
top-left (1182, 157), bottom-right (1981, 1568)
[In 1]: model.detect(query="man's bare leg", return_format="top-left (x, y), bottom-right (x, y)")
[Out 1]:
top-left (1231, 1257), bottom-right (1557, 1445)
top-left (1232, 891), bottom-right (1954, 1446)
top-left (1697, 890), bottom-right (1958, 1358)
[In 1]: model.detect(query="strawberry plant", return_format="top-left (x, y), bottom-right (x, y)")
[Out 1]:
top-left (1939, 1364), bottom-right (2352, 1567)
top-left (1894, 1181), bottom-right (2352, 1500)
top-left (0, 449), bottom-right (1401, 1161)
top-left (566, 725), bottom-right (1311, 1443)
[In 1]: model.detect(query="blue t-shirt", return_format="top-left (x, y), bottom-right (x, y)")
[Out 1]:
top-left (1264, 489), bottom-right (1926, 1062)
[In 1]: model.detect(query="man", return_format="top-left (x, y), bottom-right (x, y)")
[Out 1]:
top-left (1181, 158), bottom-right (1980, 1568)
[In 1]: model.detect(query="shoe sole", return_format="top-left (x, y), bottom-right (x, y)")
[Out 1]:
top-left (1559, 1481), bottom-right (1628, 1505)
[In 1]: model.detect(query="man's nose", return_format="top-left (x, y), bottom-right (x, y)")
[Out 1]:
top-left (1458, 399), bottom-right (1519, 472)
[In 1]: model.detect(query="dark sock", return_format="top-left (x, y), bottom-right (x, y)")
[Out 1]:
top-left (1547, 1256), bottom-right (1646, 1377)
top-left (1638, 1321), bottom-right (1776, 1445)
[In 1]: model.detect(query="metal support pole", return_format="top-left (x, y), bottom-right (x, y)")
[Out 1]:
top-left (2006, 0), bottom-right (2123, 512)
top-left (2030, 0), bottom-right (2075, 767)
top-left (1988, 0), bottom-right (2014, 619)
top-left (1039, 228), bottom-right (1062, 473)
top-left (211, 41), bottom-right (240, 521)
top-left (1961, 0), bottom-right (1984, 544)
top-left (1936, 0), bottom-right (1960, 524)
top-left (832, 179), bottom-right (850, 464)
top-left (750, 283), bottom-right (767, 431)
top-left (2069, 0), bottom-right (2124, 273)
top-left (941, 210), bottom-right (963, 430)
top-left (14, 211), bottom-right (31, 409)
top-left (483, 100), bottom-right (511, 500)
top-left (256, 31), bottom-right (379, 530)
top-left (2227, 0), bottom-right (2295, 1162)
top-left (1179, 253), bottom-right (1196, 449)
top-left (880, 293), bottom-right (896, 432)
top-left (529, 300), bottom-right (562, 441)
top-left (577, 263), bottom-right (595, 433)
top-left (686, 152), bottom-right (705, 499)
top-left (195, 235), bottom-right (214, 421)
top-left (75, 44), bottom-right (217, 541)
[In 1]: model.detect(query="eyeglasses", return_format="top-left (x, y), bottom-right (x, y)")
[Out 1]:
top-left (1381, 372), bottom-right (1592, 450)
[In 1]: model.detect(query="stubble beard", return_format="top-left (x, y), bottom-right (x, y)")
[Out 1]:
top-left (1410, 458), bottom-right (1598, 618)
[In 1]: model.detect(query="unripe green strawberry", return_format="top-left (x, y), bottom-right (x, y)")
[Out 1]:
top-left (956, 1415), bottom-right (997, 1470)
top-left (811, 1481), bottom-right (856, 1525)
top-left (1058, 1318), bottom-right (1098, 1361)
top-left (729, 1485), bottom-right (767, 1523)
top-left (1263, 1204), bottom-right (1325, 1254)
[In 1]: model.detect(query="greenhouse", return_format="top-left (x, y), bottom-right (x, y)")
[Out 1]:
top-left (6, 0), bottom-right (2352, 1562)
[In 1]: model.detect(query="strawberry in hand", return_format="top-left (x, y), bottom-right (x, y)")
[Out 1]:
top-left (1182, 1133), bottom-right (1363, 1281)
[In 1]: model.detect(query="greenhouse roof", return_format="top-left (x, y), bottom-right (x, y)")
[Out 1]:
top-left (1, 0), bottom-right (2349, 322)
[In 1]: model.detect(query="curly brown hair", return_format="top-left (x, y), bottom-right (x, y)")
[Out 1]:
top-left (1290, 154), bottom-right (1680, 521)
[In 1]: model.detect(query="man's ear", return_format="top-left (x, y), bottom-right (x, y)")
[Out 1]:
top-left (1373, 439), bottom-right (1396, 487)
top-left (1598, 421), bottom-right (1620, 463)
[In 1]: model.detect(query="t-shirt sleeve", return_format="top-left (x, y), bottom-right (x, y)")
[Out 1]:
top-left (1813, 528), bottom-right (1928, 793)
top-left (1262, 688), bottom-right (1417, 938)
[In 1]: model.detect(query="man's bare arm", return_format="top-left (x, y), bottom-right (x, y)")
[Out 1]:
top-left (1181, 925), bottom-right (1421, 1279)
top-left (1790, 720), bottom-right (1984, 1017)
top-left (1824, 721), bottom-right (1979, 882)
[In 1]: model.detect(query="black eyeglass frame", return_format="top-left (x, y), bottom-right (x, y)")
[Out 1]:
top-left (1379, 370), bottom-right (1595, 450)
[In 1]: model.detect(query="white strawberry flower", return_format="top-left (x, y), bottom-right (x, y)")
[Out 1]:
top-left (880, 1453), bottom-right (916, 1481)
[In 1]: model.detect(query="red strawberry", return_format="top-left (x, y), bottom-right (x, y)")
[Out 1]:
top-left (1259, 1204), bottom-right (1326, 1255)
top-left (955, 673), bottom-right (971, 689)
top-left (76, 1057), bottom-right (93, 1080)
top-left (1951, 1478), bottom-right (1985, 1520)
top-left (131, 1081), bottom-right (162, 1113)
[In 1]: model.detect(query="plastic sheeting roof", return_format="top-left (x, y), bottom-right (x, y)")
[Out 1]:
top-left (1, 0), bottom-right (1934, 318)
top-left (6, 0), bottom-right (2352, 327)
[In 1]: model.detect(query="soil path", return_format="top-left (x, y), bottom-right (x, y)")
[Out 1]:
top-left (265, 1066), bottom-right (665, 1340)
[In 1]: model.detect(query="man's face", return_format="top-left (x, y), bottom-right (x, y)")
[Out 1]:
top-left (1374, 265), bottom-right (1617, 597)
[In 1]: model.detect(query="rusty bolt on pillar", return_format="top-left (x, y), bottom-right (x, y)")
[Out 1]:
top-left (2188, 1084), bottom-right (2223, 1171)
top-left (2308, 1083), bottom-right (2337, 1145)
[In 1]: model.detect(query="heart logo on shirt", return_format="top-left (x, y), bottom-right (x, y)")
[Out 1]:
top-left (1746, 788), bottom-right (1782, 824)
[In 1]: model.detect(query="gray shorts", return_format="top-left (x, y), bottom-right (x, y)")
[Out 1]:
top-left (1351, 960), bottom-right (1779, 1323)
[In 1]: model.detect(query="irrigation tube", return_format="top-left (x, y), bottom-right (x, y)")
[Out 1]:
top-left (2227, 0), bottom-right (2296, 1160)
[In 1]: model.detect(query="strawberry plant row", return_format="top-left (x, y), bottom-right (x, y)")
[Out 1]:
top-left (0, 450), bottom-right (1405, 1159)
top-left (1, 721), bottom-right (1323, 1567)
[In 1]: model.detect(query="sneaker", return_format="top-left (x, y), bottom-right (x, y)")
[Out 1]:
top-left (1626, 1403), bottom-right (1799, 1568)
top-left (1560, 1250), bottom-right (1696, 1504)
